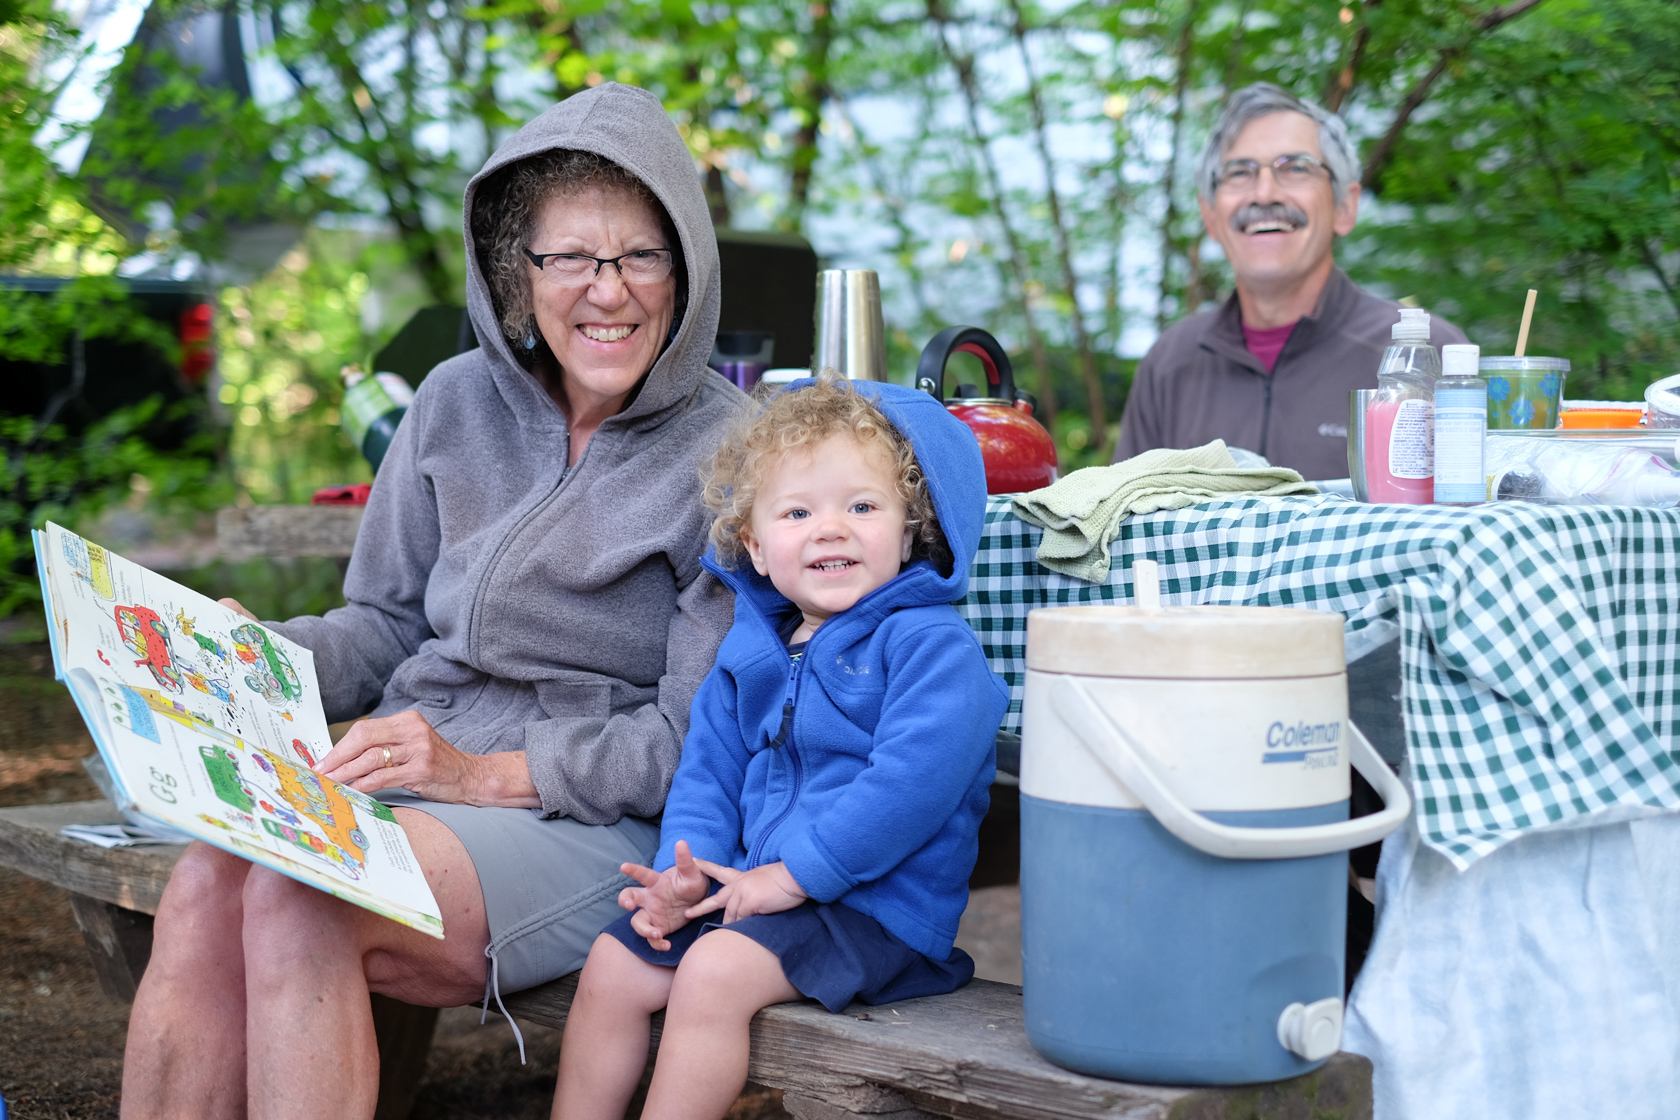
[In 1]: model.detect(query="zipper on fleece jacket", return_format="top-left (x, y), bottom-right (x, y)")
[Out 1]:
top-left (700, 554), bottom-right (920, 873)
top-left (1258, 375), bottom-right (1274, 459)
top-left (747, 642), bottom-right (805, 869)
top-left (464, 433), bottom-right (589, 666)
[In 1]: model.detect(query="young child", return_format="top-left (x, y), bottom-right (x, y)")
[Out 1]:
top-left (552, 373), bottom-right (1009, 1120)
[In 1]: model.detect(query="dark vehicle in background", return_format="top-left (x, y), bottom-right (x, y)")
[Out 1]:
top-left (0, 275), bottom-right (215, 443)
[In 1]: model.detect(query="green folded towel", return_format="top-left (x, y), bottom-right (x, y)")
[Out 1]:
top-left (1011, 440), bottom-right (1317, 582)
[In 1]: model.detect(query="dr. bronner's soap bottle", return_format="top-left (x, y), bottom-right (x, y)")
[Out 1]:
top-left (1364, 308), bottom-right (1440, 503)
top-left (1433, 344), bottom-right (1486, 506)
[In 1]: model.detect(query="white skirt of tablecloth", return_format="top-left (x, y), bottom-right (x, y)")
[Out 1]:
top-left (1345, 787), bottom-right (1680, 1119)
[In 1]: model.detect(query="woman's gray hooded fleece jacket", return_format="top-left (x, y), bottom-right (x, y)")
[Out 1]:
top-left (274, 84), bottom-right (748, 824)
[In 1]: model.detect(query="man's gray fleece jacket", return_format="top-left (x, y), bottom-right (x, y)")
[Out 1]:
top-left (274, 84), bottom-right (748, 825)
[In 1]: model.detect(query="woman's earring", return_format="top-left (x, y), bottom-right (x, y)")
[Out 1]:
top-left (523, 322), bottom-right (538, 350)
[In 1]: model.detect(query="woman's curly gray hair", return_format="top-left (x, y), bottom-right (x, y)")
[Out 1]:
top-left (469, 149), bottom-right (686, 355)
top-left (702, 369), bottom-right (951, 574)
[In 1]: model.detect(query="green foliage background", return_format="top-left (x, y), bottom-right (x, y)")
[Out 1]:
top-left (2, 0), bottom-right (1677, 621)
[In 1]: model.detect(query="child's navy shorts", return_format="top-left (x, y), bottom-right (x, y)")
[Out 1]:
top-left (601, 900), bottom-right (975, 1013)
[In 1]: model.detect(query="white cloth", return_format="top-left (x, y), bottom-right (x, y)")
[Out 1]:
top-left (1345, 799), bottom-right (1680, 1119)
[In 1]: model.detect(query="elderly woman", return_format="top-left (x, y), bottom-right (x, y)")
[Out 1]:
top-left (121, 83), bottom-right (747, 1117)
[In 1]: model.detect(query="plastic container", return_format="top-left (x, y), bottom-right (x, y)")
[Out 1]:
top-left (1560, 403), bottom-right (1644, 429)
top-left (1434, 344), bottom-right (1486, 506)
top-left (1485, 437), bottom-right (1680, 506)
top-left (1018, 570), bottom-right (1411, 1086)
top-left (1364, 309), bottom-right (1439, 503)
top-left (711, 329), bottom-right (776, 391)
top-left (1481, 356), bottom-right (1568, 430)
top-left (1648, 374), bottom-right (1680, 430)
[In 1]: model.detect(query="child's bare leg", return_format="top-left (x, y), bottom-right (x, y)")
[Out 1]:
top-left (641, 929), bottom-right (801, 1120)
top-left (553, 934), bottom-right (676, 1120)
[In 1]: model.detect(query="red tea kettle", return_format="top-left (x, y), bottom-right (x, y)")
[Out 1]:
top-left (916, 326), bottom-right (1059, 494)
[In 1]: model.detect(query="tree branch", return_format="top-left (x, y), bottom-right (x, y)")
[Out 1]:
top-left (927, 0), bottom-right (1055, 420)
top-left (1157, 0), bottom-right (1199, 333)
top-left (786, 0), bottom-right (835, 232)
top-left (1323, 0), bottom-right (1381, 113)
top-left (1220, 0), bottom-right (1249, 90)
top-left (1641, 240), bottom-right (1680, 320)
top-left (318, 42), bottom-right (454, 303)
top-left (834, 96), bottom-right (934, 324)
top-left (1361, 0), bottom-right (1546, 193)
top-left (1007, 0), bottom-right (1108, 452)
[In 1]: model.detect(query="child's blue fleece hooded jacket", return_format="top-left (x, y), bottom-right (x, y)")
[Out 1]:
top-left (653, 379), bottom-right (1010, 960)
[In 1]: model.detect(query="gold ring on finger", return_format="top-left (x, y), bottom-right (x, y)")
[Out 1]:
top-left (381, 746), bottom-right (392, 768)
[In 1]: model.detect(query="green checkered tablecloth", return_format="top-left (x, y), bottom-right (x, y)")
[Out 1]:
top-left (961, 493), bottom-right (1680, 868)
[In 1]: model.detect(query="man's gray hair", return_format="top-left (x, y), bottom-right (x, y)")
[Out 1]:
top-left (1194, 83), bottom-right (1361, 205)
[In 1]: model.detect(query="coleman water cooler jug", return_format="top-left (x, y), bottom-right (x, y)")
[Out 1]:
top-left (1018, 565), bottom-right (1410, 1085)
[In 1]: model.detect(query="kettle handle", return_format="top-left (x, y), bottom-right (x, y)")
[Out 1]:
top-left (1050, 676), bottom-right (1412, 860)
top-left (916, 326), bottom-right (1018, 402)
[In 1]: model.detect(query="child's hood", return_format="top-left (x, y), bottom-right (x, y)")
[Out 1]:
top-left (704, 379), bottom-right (988, 620)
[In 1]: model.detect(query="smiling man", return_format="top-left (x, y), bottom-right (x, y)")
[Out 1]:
top-left (1116, 83), bottom-right (1465, 480)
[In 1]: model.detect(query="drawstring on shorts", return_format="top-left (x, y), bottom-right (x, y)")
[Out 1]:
top-left (480, 948), bottom-right (528, 1065)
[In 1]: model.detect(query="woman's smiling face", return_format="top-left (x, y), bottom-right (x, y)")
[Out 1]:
top-left (527, 185), bottom-right (677, 421)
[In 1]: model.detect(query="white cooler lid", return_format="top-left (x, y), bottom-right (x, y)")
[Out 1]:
top-left (1026, 604), bottom-right (1345, 679)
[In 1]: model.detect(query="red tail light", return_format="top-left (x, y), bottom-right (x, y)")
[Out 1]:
top-left (180, 302), bottom-right (214, 384)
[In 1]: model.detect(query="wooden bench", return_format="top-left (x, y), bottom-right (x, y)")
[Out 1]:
top-left (0, 800), bottom-right (1373, 1120)
top-left (217, 505), bottom-right (365, 560)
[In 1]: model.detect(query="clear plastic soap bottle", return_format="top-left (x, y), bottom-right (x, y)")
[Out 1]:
top-left (1434, 344), bottom-right (1486, 505)
top-left (1365, 308), bottom-right (1441, 503)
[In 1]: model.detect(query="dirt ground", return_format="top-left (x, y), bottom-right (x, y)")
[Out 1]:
top-left (0, 639), bottom-right (1021, 1118)
top-left (0, 638), bottom-right (132, 1119)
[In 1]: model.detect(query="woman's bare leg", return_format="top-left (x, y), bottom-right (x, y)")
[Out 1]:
top-left (640, 930), bottom-right (801, 1120)
top-left (124, 809), bottom-right (491, 1120)
top-left (552, 934), bottom-right (677, 1120)
top-left (122, 842), bottom-right (256, 1120)
top-left (239, 807), bottom-right (490, 1120)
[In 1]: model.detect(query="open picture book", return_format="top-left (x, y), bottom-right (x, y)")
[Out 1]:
top-left (33, 521), bottom-right (444, 938)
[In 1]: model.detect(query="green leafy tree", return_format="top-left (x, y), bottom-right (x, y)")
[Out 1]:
top-left (9, 0), bottom-right (1674, 618)
top-left (1, 0), bottom-right (236, 619)
top-left (1346, 0), bottom-right (1680, 395)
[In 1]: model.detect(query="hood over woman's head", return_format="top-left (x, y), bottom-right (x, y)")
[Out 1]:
top-left (460, 83), bottom-right (722, 424)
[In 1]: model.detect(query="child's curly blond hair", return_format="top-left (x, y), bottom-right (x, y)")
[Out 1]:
top-left (703, 371), bottom-right (950, 572)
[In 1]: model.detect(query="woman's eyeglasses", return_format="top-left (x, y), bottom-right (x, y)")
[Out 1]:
top-left (1214, 154), bottom-right (1331, 194)
top-left (524, 248), bottom-right (675, 286)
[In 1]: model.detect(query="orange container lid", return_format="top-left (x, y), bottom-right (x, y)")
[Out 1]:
top-left (1561, 408), bottom-right (1644, 429)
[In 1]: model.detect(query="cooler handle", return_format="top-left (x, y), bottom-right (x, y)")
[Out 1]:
top-left (1051, 676), bottom-right (1412, 860)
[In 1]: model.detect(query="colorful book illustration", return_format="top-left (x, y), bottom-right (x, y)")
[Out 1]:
top-left (34, 522), bottom-right (444, 938)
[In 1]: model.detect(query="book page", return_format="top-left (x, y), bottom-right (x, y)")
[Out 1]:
top-left (37, 522), bottom-right (443, 938)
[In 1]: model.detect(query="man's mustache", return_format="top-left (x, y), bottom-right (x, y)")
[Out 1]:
top-left (1230, 202), bottom-right (1310, 233)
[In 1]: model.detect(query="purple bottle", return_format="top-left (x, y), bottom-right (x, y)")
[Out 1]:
top-left (711, 330), bottom-right (775, 392)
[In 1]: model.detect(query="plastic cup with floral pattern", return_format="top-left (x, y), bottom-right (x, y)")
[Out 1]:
top-left (1481, 356), bottom-right (1570, 430)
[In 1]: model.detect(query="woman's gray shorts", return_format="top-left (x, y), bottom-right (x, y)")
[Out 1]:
top-left (379, 792), bottom-right (659, 994)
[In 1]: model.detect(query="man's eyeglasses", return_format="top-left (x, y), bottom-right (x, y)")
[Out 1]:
top-left (1214, 154), bottom-right (1331, 194)
top-left (524, 247), bottom-right (675, 286)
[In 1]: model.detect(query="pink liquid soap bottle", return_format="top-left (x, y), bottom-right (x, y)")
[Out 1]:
top-left (1365, 308), bottom-right (1441, 503)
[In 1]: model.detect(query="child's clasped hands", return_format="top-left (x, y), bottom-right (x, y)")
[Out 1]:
top-left (619, 840), bottom-right (808, 950)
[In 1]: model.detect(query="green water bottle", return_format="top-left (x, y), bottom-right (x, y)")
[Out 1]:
top-left (340, 366), bottom-right (415, 471)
